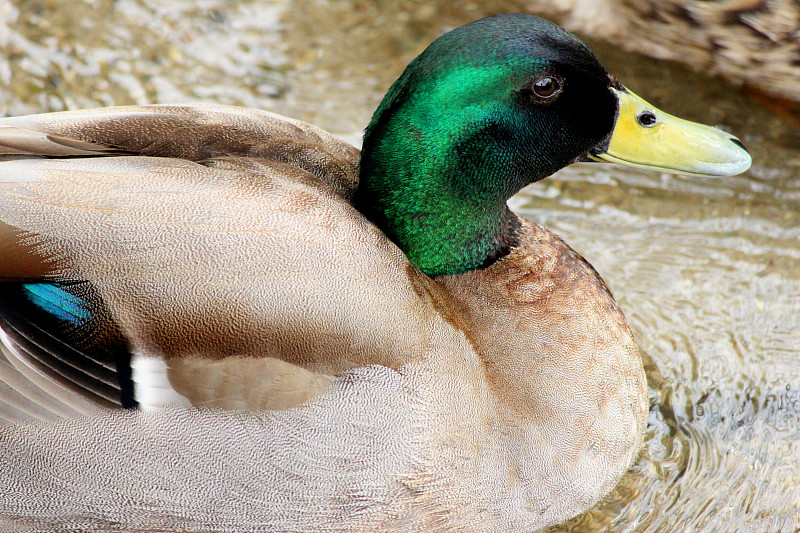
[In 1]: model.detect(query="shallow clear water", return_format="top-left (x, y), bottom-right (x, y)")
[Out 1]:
top-left (2, 1), bottom-right (799, 531)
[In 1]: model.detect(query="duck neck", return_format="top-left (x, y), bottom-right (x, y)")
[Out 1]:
top-left (354, 98), bottom-right (548, 276)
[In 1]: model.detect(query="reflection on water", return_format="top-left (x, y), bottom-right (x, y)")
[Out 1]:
top-left (2, 0), bottom-right (799, 531)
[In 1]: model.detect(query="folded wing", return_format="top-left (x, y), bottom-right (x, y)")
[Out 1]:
top-left (0, 104), bottom-right (432, 421)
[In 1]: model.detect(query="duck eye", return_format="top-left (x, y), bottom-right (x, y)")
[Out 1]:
top-left (637, 110), bottom-right (658, 128)
top-left (532, 76), bottom-right (561, 99)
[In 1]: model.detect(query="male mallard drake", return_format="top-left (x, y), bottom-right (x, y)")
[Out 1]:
top-left (525, 0), bottom-right (800, 102)
top-left (0, 14), bottom-right (750, 533)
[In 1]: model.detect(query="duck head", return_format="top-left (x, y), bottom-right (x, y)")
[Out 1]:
top-left (355, 14), bottom-right (751, 276)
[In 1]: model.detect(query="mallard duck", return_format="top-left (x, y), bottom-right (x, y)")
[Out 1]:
top-left (0, 14), bottom-right (750, 533)
top-left (525, 0), bottom-right (800, 102)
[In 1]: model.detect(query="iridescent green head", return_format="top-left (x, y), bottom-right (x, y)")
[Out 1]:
top-left (355, 14), bottom-right (750, 276)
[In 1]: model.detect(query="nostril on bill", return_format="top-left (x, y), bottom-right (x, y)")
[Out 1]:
top-left (729, 137), bottom-right (749, 154)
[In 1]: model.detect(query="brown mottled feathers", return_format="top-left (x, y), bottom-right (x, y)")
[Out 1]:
top-left (0, 103), bottom-right (644, 420)
top-left (0, 104), bottom-right (647, 531)
top-left (438, 220), bottom-right (643, 426)
top-left (0, 104), bottom-right (431, 415)
top-left (0, 104), bottom-right (359, 195)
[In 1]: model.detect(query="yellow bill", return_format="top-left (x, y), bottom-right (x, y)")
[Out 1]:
top-left (590, 88), bottom-right (751, 176)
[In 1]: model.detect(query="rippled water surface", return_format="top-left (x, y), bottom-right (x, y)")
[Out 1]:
top-left (2, 1), bottom-right (799, 531)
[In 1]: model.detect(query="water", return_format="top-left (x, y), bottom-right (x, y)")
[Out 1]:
top-left (2, 1), bottom-right (799, 531)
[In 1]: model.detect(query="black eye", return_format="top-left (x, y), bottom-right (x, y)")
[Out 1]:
top-left (532, 76), bottom-right (561, 99)
top-left (637, 110), bottom-right (658, 128)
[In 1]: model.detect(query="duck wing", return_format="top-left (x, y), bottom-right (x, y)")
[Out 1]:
top-left (0, 103), bottom-right (360, 193)
top-left (0, 104), bottom-right (433, 421)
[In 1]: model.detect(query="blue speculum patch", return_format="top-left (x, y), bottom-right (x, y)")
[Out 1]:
top-left (22, 283), bottom-right (92, 327)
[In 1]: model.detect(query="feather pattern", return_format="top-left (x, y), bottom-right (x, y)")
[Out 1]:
top-left (0, 14), bottom-right (747, 530)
